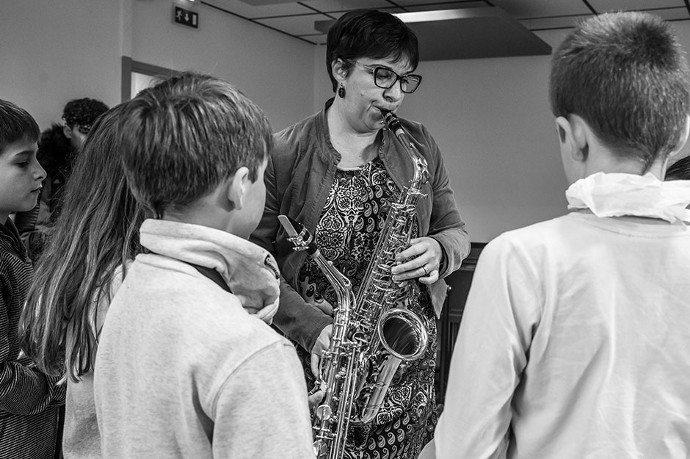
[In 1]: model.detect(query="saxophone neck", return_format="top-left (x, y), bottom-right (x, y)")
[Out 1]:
top-left (278, 214), bottom-right (353, 297)
top-left (381, 110), bottom-right (429, 186)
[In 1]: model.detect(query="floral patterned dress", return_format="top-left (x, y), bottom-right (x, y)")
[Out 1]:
top-left (295, 157), bottom-right (438, 459)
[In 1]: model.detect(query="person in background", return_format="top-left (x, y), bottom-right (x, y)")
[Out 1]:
top-left (61, 98), bottom-right (110, 152)
top-left (94, 72), bottom-right (314, 458)
top-left (430, 12), bottom-right (690, 459)
top-left (19, 103), bottom-right (145, 458)
top-left (15, 97), bottom-right (109, 261)
top-left (0, 99), bottom-right (65, 458)
top-left (251, 9), bottom-right (470, 458)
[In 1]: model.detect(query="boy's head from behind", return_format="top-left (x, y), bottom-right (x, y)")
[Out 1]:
top-left (0, 99), bottom-right (45, 223)
top-left (119, 72), bottom-right (272, 238)
top-left (550, 12), bottom-right (690, 178)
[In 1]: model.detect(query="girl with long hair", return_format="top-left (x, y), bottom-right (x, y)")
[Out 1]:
top-left (18, 103), bottom-right (145, 458)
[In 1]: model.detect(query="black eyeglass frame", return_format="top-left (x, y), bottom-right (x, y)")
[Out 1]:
top-left (349, 61), bottom-right (423, 94)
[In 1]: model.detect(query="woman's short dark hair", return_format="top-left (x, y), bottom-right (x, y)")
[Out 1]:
top-left (326, 9), bottom-right (419, 92)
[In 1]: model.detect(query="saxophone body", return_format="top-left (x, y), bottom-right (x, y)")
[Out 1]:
top-left (278, 215), bottom-right (361, 459)
top-left (349, 109), bottom-right (430, 423)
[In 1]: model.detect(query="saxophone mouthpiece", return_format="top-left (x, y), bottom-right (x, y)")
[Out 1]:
top-left (278, 215), bottom-right (317, 254)
top-left (379, 108), bottom-right (393, 124)
top-left (379, 109), bottom-right (403, 135)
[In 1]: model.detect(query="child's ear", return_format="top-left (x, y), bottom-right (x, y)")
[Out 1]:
top-left (555, 115), bottom-right (588, 162)
top-left (227, 167), bottom-right (250, 211)
top-left (63, 125), bottom-right (73, 139)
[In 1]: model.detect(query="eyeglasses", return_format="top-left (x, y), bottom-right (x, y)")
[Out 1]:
top-left (350, 61), bottom-right (422, 94)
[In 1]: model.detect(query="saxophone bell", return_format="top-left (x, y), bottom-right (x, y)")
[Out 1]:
top-left (357, 308), bottom-right (429, 424)
top-left (378, 308), bottom-right (428, 361)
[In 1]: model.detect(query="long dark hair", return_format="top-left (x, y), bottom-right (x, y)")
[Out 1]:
top-left (19, 103), bottom-right (145, 381)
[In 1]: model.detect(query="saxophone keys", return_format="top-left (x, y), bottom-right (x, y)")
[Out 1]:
top-left (315, 404), bottom-right (332, 421)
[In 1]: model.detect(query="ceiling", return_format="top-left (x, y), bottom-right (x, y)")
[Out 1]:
top-left (198, 0), bottom-right (690, 59)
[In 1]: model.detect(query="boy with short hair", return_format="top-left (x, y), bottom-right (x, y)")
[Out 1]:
top-left (94, 73), bottom-right (314, 458)
top-left (0, 99), bottom-right (65, 457)
top-left (433, 12), bottom-right (690, 458)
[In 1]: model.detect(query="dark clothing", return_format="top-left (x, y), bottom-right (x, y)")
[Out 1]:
top-left (296, 159), bottom-right (438, 457)
top-left (0, 219), bottom-right (64, 458)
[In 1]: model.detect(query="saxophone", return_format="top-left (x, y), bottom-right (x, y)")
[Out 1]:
top-left (278, 215), bottom-right (361, 459)
top-left (350, 109), bottom-right (430, 423)
top-left (278, 109), bottom-right (431, 458)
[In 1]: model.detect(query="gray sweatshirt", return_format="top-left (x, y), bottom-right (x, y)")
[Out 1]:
top-left (94, 219), bottom-right (315, 458)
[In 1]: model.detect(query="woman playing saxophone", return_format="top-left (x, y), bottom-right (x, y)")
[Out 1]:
top-left (251, 9), bottom-right (470, 458)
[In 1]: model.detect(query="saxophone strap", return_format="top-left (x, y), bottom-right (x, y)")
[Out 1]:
top-left (147, 247), bottom-right (233, 293)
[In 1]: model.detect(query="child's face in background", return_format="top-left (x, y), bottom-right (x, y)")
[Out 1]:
top-left (63, 124), bottom-right (87, 151)
top-left (0, 138), bottom-right (46, 223)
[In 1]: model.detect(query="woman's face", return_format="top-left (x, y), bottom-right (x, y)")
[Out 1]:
top-left (336, 56), bottom-right (415, 134)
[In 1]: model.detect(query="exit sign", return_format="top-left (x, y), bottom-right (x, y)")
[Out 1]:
top-left (174, 6), bottom-right (198, 29)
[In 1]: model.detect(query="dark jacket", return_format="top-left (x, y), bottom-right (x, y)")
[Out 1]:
top-left (251, 100), bottom-right (470, 352)
top-left (0, 219), bottom-right (65, 458)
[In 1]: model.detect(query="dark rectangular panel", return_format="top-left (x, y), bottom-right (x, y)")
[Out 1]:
top-left (399, 8), bottom-right (551, 60)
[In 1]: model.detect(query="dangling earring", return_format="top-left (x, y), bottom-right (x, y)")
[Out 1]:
top-left (338, 84), bottom-right (346, 98)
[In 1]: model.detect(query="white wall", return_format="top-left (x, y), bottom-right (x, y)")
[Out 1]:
top-left (400, 53), bottom-right (564, 242)
top-left (0, 0), bottom-right (123, 129)
top-left (130, 0), bottom-right (315, 131)
top-left (0, 0), bottom-right (315, 132)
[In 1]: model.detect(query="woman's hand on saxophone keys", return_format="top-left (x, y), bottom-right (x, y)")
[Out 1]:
top-left (391, 237), bottom-right (443, 285)
top-left (310, 324), bottom-right (333, 378)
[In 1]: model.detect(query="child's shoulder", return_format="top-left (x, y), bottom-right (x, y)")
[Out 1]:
top-left (479, 214), bottom-right (588, 273)
top-left (0, 226), bottom-right (28, 270)
top-left (114, 260), bottom-right (278, 342)
top-left (0, 225), bottom-right (33, 302)
top-left (492, 214), bottom-right (575, 249)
